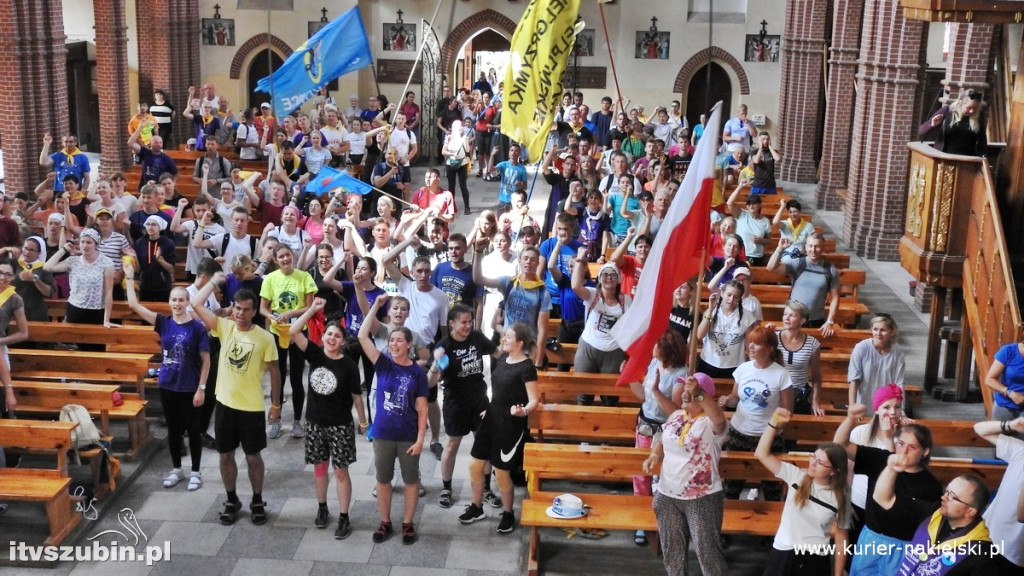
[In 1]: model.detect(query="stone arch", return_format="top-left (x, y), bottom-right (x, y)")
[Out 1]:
top-left (440, 9), bottom-right (518, 73)
top-left (230, 34), bottom-right (293, 80)
top-left (673, 46), bottom-right (750, 95)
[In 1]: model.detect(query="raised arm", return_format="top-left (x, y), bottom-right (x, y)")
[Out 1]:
top-left (472, 236), bottom-right (502, 290)
top-left (569, 246), bottom-right (591, 301)
top-left (765, 237), bottom-right (789, 274)
top-left (725, 181), bottom-right (746, 219)
top-left (189, 272), bottom-right (225, 332)
top-left (39, 133), bottom-right (54, 167)
top-left (755, 408), bottom-right (790, 475)
top-left (833, 403), bottom-right (866, 460)
top-left (872, 453), bottom-right (910, 511)
top-left (609, 227), bottom-right (636, 267)
top-left (357, 295), bottom-right (386, 364)
top-left (123, 260), bottom-right (158, 325)
top-left (289, 297), bottom-right (326, 352)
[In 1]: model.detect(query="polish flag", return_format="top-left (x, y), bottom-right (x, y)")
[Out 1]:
top-left (611, 102), bottom-right (723, 385)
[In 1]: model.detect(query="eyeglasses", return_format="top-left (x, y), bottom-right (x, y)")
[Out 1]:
top-left (0, 272), bottom-right (14, 278)
top-left (809, 454), bottom-right (833, 468)
top-left (943, 488), bottom-right (974, 508)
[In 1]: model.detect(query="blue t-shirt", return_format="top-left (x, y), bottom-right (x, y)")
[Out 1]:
top-left (154, 314), bottom-right (210, 393)
top-left (371, 353), bottom-right (429, 442)
top-left (498, 276), bottom-right (552, 329)
top-left (340, 281), bottom-right (388, 337)
top-left (557, 275), bottom-right (586, 324)
top-left (995, 343), bottom-right (1024, 410)
top-left (49, 150), bottom-right (90, 192)
top-left (430, 261), bottom-right (480, 309)
top-left (496, 161), bottom-right (528, 205)
top-left (539, 237), bottom-right (583, 303)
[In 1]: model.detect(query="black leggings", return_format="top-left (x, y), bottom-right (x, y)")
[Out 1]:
top-left (277, 341), bottom-right (306, 421)
top-left (446, 163), bottom-right (470, 211)
top-left (199, 338), bottom-right (220, 432)
top-left (160, 387), bottom-right (203, 472)
top-left (354, 346), bottom-right (375, 423)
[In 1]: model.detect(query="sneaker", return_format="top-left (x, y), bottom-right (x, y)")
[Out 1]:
top-left (334, 515), bottom-right (352, 539)
top-left (483, 490), bottom-right (503, 509)
top-left (291, 421), bottom-right (305, 438)
top-left (418, 484), bottom-right (426, 498)
top-left (429, 442), bottom-right (443, 461)
top-left (497, 511), bottom-right (516, 534)
top-left (458, 503), bottom-right (485, 524)
top-left (187, 472), bottom-right (202, 492)
top-left (372, 485), bottom-right (378, 498)
top-left (438, 489), bottom-right (453, 509)
top-left (267, 421), bottom-right (283, 439)
top-left (201, 433), bottom-right (216, 449)
top-left (162, 469), bottom-right (182, 488)
top-left (314, 506), bottom-right (330, 529)
top-left (0, 502), bottom-right (8, 515)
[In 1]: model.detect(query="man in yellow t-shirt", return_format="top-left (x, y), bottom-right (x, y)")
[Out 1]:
top-left (191, 280), bottom-right (280, 526)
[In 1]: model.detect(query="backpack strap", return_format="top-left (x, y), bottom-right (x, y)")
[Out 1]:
top-left (789, 483), bottom-right (839, 513)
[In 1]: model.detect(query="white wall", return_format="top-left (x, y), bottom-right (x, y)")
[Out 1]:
top-left (62, 0), bottom-right (140, 108)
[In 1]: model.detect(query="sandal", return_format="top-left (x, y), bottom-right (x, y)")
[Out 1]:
top-left (219, 500), bottom-right (240, 525)
top-left (250, 500), bottom-right (268, 525)
top-left (372, 521), bottom-right (393, 543)
top-left (402, 522), bottom-right (416, 545)
top-left (634, 529), bottom-right (648, 546)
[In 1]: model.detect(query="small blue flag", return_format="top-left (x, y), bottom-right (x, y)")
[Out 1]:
top-left (305, 166), bottom-right (373, 196)
top-left (256, 7), bottom-right (373, 118)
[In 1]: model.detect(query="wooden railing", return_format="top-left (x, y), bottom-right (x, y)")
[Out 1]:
top-left (963, 156), bottom-right (1023, 414)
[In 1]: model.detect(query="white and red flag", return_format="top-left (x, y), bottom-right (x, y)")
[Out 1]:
top-left (611, 102), bottom-right (723, 385)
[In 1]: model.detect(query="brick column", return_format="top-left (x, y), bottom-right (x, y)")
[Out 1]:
top-left (816, 0), bottom-right (865, 210)
top-left (776, 0), bottom-right (830, 183)
top-left (0, 0), bottom-right (68, 195)
top-left (94, 0), bottom-right (133, 175)
top-left (136, 0), bottom-right (200, 149)
top-left (943, 23), bottom-right (993, 96)
top-left (842, 0), bottom-right (927, 261)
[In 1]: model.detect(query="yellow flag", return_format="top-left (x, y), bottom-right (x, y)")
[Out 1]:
top-left (500, 0), bottom-right (581, 162)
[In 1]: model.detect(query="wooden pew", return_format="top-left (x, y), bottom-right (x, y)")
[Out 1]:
top-left (0, 420), bottom-right (82, 546)
top-left (521, 442), bottom-right (783, 576)
top-left (11, 380), bottom-right (151, 460)
top-left (23, 321), bottom-right (160, 354)
top-left (529, 404), bottom-right (985, 448)
top-left (10, 349), bottom-right (153, 398)
top-left (45, 300), bottom-right (172, 325)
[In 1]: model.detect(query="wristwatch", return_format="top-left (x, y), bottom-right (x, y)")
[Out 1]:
top-left (198, 384), bottom-right (207, 390)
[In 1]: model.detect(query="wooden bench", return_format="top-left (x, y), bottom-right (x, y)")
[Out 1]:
top-left (44, 300), bottom-right (172, 325)
top-left (0, 420), bottom-right (82, 546)
top-left (11, 380), bottom-right (151, 460)
top-left (22, 321), bottom-right (160, 354)
top-left (529, 404), bottom-right (982, 448)
top-left (10, 349), bottom-right (154, 399)
top-left (521, 443), bottom-right (783, 576)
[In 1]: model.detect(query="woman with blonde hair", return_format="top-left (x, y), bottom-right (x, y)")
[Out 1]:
top-left (919, 88), bottom-right (987, 156)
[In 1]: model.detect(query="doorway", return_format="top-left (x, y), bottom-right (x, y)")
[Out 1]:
top-left (454, 29), bottom-right (510, 92)
top-left (247, 50), bottom-right (284, 110)
top-left (67, 42), bottom-right (100, 152)
top-left (686, 62), bottom-right (732, 130)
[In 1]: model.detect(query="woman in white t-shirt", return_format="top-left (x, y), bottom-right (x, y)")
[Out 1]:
top-left (262, 205), bottom-right (308, 259)
top-left (696, 279), bottom-right (758, 379)
top-left (643, 373), bottom-right (729, 576)
top-left (756, 407), bottom-right (851, 576)
top-left (570, 259), bottom-right (630, 405)
top-left (720, 326), bottom-right (793, 500)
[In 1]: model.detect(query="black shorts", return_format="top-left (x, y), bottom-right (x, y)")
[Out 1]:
top-left (442, 385), bottom-right (489, 437)
top-left (475, 132), bottom-right (492, 155)
top-left (470, 406), bottom-right (527, 471)
top-left (214, 402), bottom-right (267, 455)
top-left (427, 384), bottom-right (439, 403)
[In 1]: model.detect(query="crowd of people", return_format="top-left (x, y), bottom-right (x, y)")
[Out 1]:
top-left (0, 78), bottom-right (1019, 576)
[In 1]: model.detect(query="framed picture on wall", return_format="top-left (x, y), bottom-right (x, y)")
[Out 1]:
top-left (201, 18), bottom-right (235, 46)
top-left (308, 21), bottom-right (328, 38)
top-left (744, 34), bottom-right (781, 62)
top-left (635, 31), bottom-right (669, 60)
top-left (382, 23), bottom-right (416, 52)
top-left (574, 29), bottom-right (596, 57)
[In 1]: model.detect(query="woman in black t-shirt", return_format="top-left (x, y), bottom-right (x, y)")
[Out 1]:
top-left (290, 298), bottom-right (367, 538)
top-left (459, 323), bottom-right (539, 534)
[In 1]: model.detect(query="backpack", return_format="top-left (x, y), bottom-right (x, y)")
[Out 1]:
top-left (221, 234), bottom-right (259, 260)
top-left (793, 258), bottom-right (834, 292)
top-left (60, 403), bottom-right (102, 451)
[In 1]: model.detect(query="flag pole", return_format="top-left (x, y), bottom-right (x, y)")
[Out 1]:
top-left (688, 246), bottom-right (708, 371)
top-left (598, 1), bottom-right (625, 115)
top-left (386, 0), bottom-right (446, 132)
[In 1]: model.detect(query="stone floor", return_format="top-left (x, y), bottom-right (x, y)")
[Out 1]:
top-left (0, 169), bottom-right (991, 575)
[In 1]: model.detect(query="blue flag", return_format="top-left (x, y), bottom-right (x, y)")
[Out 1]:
top-left (256, 7), bottom-right (372, 117)
top-left (305, 166), bottom-right (373, 196)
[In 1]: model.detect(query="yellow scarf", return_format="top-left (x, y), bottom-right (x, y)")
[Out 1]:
top-left (17, 259), bottom-right (43, 272)
top-left (62, 147), bottom-right (83, 166)
top-left (201, 115), bottom-right (215, 126)
top-left (512, 274), bottom-right (545, 291)
top-left (789, 218), bottom-right (809, 241)
top-left (677, 410), bottom-right (696, 447)
top-left (918, 509), bottom-right (991, 561)
top-left (0, 285), bottom-right (15, 308)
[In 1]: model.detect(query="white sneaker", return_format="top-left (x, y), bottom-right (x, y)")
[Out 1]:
top-left (291, 421), bottom-right (305, 438)
top-left (268, 421), bottom-right (282, 439)
top-left (187, 472), bottom-right (202, 492)
top-left (163, 469), bottom-right (183, 488)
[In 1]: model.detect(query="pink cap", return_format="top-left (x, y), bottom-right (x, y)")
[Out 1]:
top-left (693, 372), bottom-right (715, 397)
